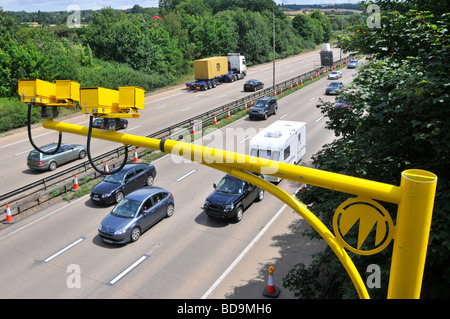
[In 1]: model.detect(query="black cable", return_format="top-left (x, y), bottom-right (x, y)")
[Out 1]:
top-left (87, 114), bottom-right (128, 175)
top-left (27, 103), bottom-right (62, 155)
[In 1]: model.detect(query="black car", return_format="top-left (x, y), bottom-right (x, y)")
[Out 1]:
top-left (244, 79), bottom-right (264, 92)
top-left (326, 82), bottom-right (344, 95)
top-left (202, 174), bottom-right (264, 222)
top-left (90, 163), bottom-right (156, 205)
top-left (92, 118), bottom-right (128, 131)
top-left (247, 96), bottom-right (278, 120)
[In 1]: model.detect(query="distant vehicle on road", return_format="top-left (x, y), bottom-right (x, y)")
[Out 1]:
top-left (243, 79), bottom-right (264, 92)
top-left (328, 71), bottom-right (342, 80)
top-left (249, 120), bottom-right (307, 182)
top-left (202, 173), bottom-right (264, 222)
top-left (347, 60), bottom-right (358, 68)
top-left (27, 143), bottom-right (86, 171)
top-left (90, 163), bottom-right (156, 205)
top-left (92, 118), bottom-right (128, 131)
top-left (326, 81), bottom-right (344, 95)
top-left (247, 96), bottom-right (278, 120)
top-left (98, 186), bottom-right (174, 244)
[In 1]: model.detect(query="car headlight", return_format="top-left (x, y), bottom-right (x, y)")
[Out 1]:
top-left (114, 229), bottom-right (126, 235)
top-left (224, 204), bottom-right (234, 212)
top-left (102, 192), bottom-right (112, 198)
top-left (204, 200), bottom-right (210, 208)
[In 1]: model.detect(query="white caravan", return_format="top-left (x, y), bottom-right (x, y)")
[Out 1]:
top-left (249, 120), bottom-right (307, 182)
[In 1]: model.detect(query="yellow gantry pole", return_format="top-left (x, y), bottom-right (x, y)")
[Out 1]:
top-left (387, 169), bottom-right (437, 299)
top-left (42, 119), bottom-right (437, 298)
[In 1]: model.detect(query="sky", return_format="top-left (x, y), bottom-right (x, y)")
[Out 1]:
top-left (1, 0), bottom-right (361, 13)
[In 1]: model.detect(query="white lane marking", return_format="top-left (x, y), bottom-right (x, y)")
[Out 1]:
top-left (181, 107), bottom-right (191, 112)
top-left (155, 105), bottom-right (167, 110)
top-left (315, 116), bottom-right (323, 123)
top-left (239, 136), bottom-right (252, 144)
top-left (0, 195), bottom-right (89, 242)
top-left (44, 237), bottom-right (85, 263)
top-left (309, 97), bottom-right (315, 102)
top-left (279, 114), bottom-right (288, 120)
top-left (201, 202), bottom-right (288, 299)
top-left (108, 255), bottom-right (149, 285)
top-left (126, 125), bottom-right (141, 132)
top-left (0, 131), bottom-right (55, 149)
top-left (176, 169), bottom-right (197, 182)
top-left (147, 93), bottom-right (182, 103)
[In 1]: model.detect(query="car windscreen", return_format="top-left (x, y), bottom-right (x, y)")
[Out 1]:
top-left (216, 178), bottom-right (243, 194)
top-left (103, 171), bottom-right (126, 184)
top-left (111, 198), bottom-right (141, 218)
top-left (254, 100), bottom-right (268, 108)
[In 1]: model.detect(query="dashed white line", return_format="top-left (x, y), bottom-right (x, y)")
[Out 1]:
top-left (181, 107), bottom-right (191, 112)
top-left (44, 237), bottom-right (85, 263)
top-left (279, 114), bottom-right (288, 120)
top-left (239, 136), bottom-right (252, 144)
top-left (126, 125), bottom-right (141, 132)
top-left (176, 169), bottom-right (197, 182)
top-left (315, 116), bottom-right (323, 123)
top-left (155, 105), bottom-right (167, 110)
top-left (309, 97), bottom-right (315, 102)
top-left (108, 255), bottom-right (149, 285)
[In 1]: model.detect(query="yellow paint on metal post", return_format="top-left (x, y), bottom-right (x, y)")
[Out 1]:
top-left (387, 169), bottom-right (437, 299)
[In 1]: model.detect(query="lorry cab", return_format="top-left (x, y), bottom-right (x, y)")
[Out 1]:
top-left (228, 53), bottom-right (247, 77)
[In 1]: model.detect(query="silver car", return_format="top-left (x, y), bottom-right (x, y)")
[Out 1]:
top-left (27, 143), bottom-right (87, 171)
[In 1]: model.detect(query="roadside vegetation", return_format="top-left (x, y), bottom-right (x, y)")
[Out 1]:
top-left (0, 0), bottom-right (340, 133)
top-left (284, 0), bottom-right (449, 299)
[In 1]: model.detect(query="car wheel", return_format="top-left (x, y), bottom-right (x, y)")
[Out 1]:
top-left (48, 161), bottom-right (57, 171)
top-left (79, 150), bottom-right (86, 159)
top-left (264, 113), bottom-right (268, 120)
top-left (256, 189), bottom-right (265, 202)
top-left (115, 191), bottom-right (124, 203)
top-left (122, 122), bottom-right (128, 129)
top-left (234, 206), bottom-right (244, 223)
top-left (130, 227), bottom-right (141, 242)
top-left (273, 107), bottom-right (277, 115)
top-left (146, 175), bottom-right (154, 186)
top-left (166, 204), bottom-right (174, 218)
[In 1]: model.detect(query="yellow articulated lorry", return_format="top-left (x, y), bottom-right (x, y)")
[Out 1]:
top-left (186, 53), bottom-right (247, 90)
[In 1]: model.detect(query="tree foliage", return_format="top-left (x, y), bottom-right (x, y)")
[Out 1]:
top-left (284, 0), bottom-right (450, 298)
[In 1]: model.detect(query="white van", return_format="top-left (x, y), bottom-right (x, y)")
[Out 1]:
top-left (249, 120), bottom-right (307, 182)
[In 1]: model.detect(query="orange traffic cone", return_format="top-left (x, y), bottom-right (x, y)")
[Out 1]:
top-left (104, 162), bottom-right (110, 173)
top-left (263, 266), bottom-right (280, 298)
top-left (192, 122), bottom-right (196, 135)
top-left (73, 174), bottom-right (80, 191)
top-left (3, 203), bottom-right (14, 224)
top-left (133, 148), bottom-right (139, 163)
top-left (213, 114), bottom-right (217, 125)
top-left (227, 109), bottom-right (231, 119)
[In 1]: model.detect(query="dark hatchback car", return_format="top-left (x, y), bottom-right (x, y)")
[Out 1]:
top-left (27, 143), bottom-right (86, 171)
top-left (244, 79), bottom-right (264, 92)
top-left (202, 174), bottom-right (264, 222)
top-left (325, 82), bottom-right (344, 95)
top-left (92, 118), bottom-right (128, 131)
top-left (90, 163), bottom-right (156, 205)
top-left (247, 97), bottom-right (278, 120)
top-left (98, 186), bottom-right (174, 244)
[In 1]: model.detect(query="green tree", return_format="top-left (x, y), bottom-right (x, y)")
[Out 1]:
top-left (284, 0), bottom-right (450, 299)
